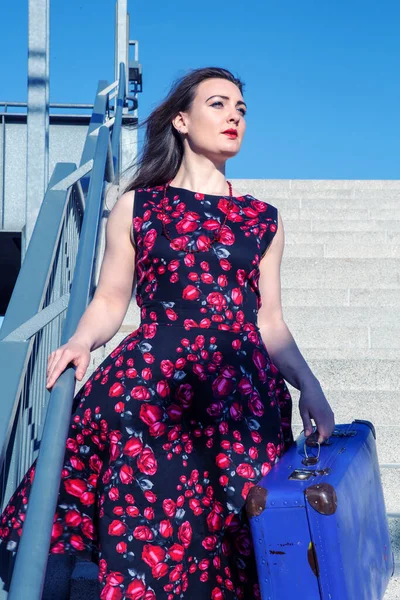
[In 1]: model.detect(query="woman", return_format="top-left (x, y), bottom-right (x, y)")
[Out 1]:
top-left (0, 66), bottom-right (335, 599)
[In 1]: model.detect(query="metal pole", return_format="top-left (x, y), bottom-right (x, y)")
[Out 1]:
top-left (115, 0), bottom-right (128, 95)
top-left (25, 0), bottom-right (50, 257)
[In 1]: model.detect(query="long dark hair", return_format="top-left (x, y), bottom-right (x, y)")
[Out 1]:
top-left (120, 66), bottom-right (245, 193)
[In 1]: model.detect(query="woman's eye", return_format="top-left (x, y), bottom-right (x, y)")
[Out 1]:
top-left (211, 101), bottom-right (247, 116)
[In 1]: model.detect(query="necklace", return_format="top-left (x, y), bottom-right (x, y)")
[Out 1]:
top-left (161, 178), bottom-right (234, 253)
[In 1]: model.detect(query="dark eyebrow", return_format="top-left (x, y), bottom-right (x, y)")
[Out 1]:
top-left (206, 95), bottom-right (247, 109)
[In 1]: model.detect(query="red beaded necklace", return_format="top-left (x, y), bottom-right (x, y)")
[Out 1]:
top-left (161, 178), bottom-right (234, 253)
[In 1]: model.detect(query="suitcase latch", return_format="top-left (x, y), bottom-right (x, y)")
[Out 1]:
top-left (289, 468), bottom-right (331, 480)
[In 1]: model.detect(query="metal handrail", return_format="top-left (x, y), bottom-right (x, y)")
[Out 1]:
top-left (111, 62), bottom-right (126, 173)
top-left (0, 63), bottom-right (127, 599)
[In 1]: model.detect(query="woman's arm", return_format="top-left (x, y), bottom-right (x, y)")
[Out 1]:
top-left (68, 190), bottom-right (136, 352)
top-left (257, 211), bottom-right (318, 391)
top-left (257, 210), bottom-right (335, 442)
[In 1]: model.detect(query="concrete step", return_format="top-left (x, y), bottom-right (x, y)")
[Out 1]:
top-left (278, 208), bottom-right (400, 221)
top-left (283, 219), bottom-right (400, 232)
top-left (283, 306), bottom-right (398, 328)
top-left (292, 347), bottom-right (400, 359)
top-left (232, 178), bottom-right (400, 193)
top-left (288, 357), bottom-right (399, 391)
top-left (280, 258), bottom-right (399, 288)
top-left (287, 390), bottom-right (400, 428)
top-left (280, 325), bottom-right (398, 350)
top-left (284, 244), bottom-right (400, 258)
top-left (281, 288), bottom-right (400, 307)
top-left (379, 471), bottom-right (400, 515)
top-left (285, 231), bottom-right (389, 245)
top-left (272, 197), bottom-right (400, 210)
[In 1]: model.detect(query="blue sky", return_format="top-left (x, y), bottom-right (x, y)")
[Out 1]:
top-left (1, 0), bottom-right (399, 179)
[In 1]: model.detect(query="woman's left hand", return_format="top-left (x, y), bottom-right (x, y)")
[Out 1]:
top-left (298, 378), bottom-right (336, 443)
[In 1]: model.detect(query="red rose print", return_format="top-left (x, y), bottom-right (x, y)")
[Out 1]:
top-left (133, 525), bottom-right (153, 541)
top-left (202, 535), bottom-right (218, 551)
top-left (267, 442), bottom-right (277, 462)
top-left (236, 463), bottom-right (256, 479)
top-left (183, 253), bottom-right (195, 267)
top-left (108, 519), bottom-right (127, 536)
top-left (116, 541), bottom-right (127, 554)
top-left (160, 359), bottom-right (174, 378)
top-left (203, 218), bottom-right (220, 231)
top-left (70, 534), bottom-right (85, 551)
top-left (215, 453), bottom-right (230, 469)
top-left (123, 437), bottom-right (143, 457)
top-left (175, 383), bottom-right (194, 408)
top-left (182, 284), bottom-right (200, 301)
top-left (253, 348), bottom-right (267, 370)
top-left (159, 519), bottom-right (173, 538)
top-left (248, 392), bottom-right (265, 417)
top-left (178, 521), bottom-right (192, 548)
top-left (140, 403), bottom-right (163, 425)
top-left (243, 206), bottom-right (259, 218)
top-left (143, 229), bottom-right (157, 250)
top-left (65, 509), bottom-right (82, 527)
top-left (206, 292), bottom-right (227, 311)
top-left (142, 543), bottom-right (166, 567)
top-left (231, 287), bottom-right (243, 305)
top-left (167, 259), bottom-right (180, 272)
top-left (170, 235), bottom-right (190, 251)
top-left (241, 481), bottom-right (256, 500)
top-left (152, 562), bottom-right (168, 579)
top-left (156, 380), bottom-right (170, 397)
top-left (207, 510), bottom-right (223, 532)
top-left (166, 308), bottom-right (178, 321)
top-left (212, 375), bottom-right (234, 398)
top-left (66, 438), bottom-right (79, 453)
top-left (137, 447), bottom-right (158, 475)
top-left (162, 498), bottom-right (176, 518)
top-left (125, 368), bottom-right (138, 378)
top-left (219, 258), bottom-right (231, 271)
top-left (233, 528), bottom-right (252, 556)
top-left (100, 585), bottom-right (123, 600)
top-left (196, 235), bottom-right (212, 252)
top-left (108, 383), bottom-right (124, 398)
top-left (236, 269), bottom-right (246, 286)
top-left (201, 272), bottom-right (213, 284)
top-left (126, 579), bottom-right (146, 600)
top-left (218, 225), bottom-right (235, 245)
top-left (168, 542), bottom-right (185, 561)
top-left (142, 323), bottom-right (157, 339)
top-left (261, 462), bottom-right (272, 476)
top-left (69, 456), bottom-right (85, 471)
top-left (64, 478), bottom-right (87, 498)
top-left (131, 386), bottom-right (151, 401)
top-left (119, 464), bottom-right (134, 484)
top-left (251, 199), bottom-right (268, 213)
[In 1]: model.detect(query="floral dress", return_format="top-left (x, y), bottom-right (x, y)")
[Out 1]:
top-left (0, 184), bottom-right (294, 599)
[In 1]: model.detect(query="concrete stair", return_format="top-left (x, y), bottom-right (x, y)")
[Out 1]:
top-left (78, 179), bottom-right (400, 598)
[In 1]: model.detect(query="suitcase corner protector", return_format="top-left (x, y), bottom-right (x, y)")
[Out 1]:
top-left (245, 485), bottom-right (268, 518)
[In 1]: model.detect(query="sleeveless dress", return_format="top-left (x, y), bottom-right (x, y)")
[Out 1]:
top-left (0, 184), bottom-right (294, 599)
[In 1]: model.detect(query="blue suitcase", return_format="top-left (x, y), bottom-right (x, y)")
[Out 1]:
top-left (245, 420), bottom-right (395, 600)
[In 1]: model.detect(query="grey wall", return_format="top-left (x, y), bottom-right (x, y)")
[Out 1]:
top-left (0, 116), bottom-right (90, 232)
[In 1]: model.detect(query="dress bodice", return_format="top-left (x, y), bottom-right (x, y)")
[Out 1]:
top-left (132, 185), bottom-right (278, 332)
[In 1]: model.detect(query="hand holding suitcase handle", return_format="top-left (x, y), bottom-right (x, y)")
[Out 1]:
top-left (302, 423), bottom-right (364, 466)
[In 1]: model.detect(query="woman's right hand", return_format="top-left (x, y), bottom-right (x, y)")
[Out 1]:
top-left (46, 340), bottom-right (91, 389)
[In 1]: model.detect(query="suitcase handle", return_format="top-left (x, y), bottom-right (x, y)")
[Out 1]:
top-left (302, 423), bottom-right (364, 466)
